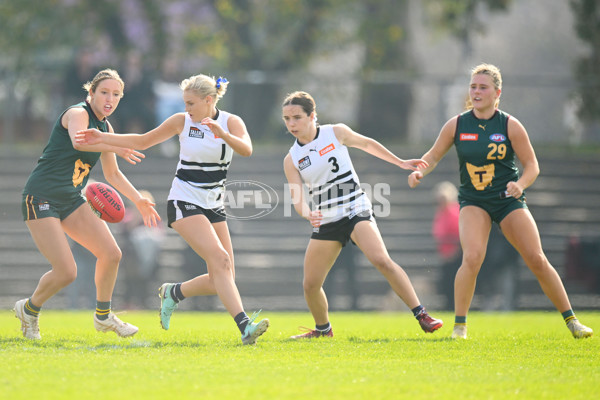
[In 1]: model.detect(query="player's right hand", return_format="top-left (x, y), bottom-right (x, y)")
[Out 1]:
top-left (307, 210), bottom-right (323, 228)
top-left (408, 171), bottom-right (423, 188)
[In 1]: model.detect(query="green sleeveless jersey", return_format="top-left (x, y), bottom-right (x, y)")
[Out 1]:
top-left (23, 102), bottom-right (107, 203)
top-left (454, 109), bottom-right (520, 201)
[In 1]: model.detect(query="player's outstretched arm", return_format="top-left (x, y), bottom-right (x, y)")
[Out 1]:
top-left (75, 113), bottom-right (184, 150)
top-left (408, 117), bottom-right (457, 188)
top-left (332, 123), bottom-right (428, 171)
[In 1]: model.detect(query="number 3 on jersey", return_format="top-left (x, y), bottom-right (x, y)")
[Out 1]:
top-left (328, 157), bottom-right (339, 173)
top-left (487, 143), bottom-right (506, 160)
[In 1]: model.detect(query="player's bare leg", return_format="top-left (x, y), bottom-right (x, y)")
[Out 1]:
top-left (501, 209), bottom-right (592, 338)
top-left (290, 239), bottom-right (340, 339)
top-left (351, 220), bottom-right (442, 333)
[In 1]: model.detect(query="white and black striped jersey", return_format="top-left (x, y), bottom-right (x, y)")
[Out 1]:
top-left (167, 110), bottom-right (234, 209)
top-left (288, 124), bottom-right (372, 225)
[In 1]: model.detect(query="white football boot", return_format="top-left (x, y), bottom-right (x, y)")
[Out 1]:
top-left (94, 313), bottom-right (139, 337)
top-left (451, 324), bottom-right (468, 339)
top-left (567, 319), bottom-right (593, 339)
top-left (14, 298), bottom-right (41, 340)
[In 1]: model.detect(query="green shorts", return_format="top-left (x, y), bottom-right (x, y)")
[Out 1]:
top-left (22, 194), bottom-right (86, 221)
top-left (458, 193), bottom-right (528, 224)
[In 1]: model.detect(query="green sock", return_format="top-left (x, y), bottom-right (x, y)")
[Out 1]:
top-left (455, 316), bottom-right (467, 325)
top-left (24, 298), bottom-right (41, 317)
top-left (562, 309), bottom-right (576, 324)
top-left (95, 301), bottom-right (111, 321)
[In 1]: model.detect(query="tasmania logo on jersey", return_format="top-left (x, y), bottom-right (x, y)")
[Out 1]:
top-left (460, 133), bottom-right (478, 141)
top-left (298, 156), bottom-right (311, 170)
top-left (319, 144), bottom-right (335, 156)
top-left (489, 133), bottom-right (506, 142)
top-left (189, 127), bottom-right (204, 138)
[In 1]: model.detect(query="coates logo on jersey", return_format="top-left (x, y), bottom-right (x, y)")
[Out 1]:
top-left (489, 133), bottom-right (507, 143)
top-left (319, 144), bottom-right (335, 156)
top-left (460, 133), bottom-right (478, 141)
top-left (189, 127), bottom-right (204, 138)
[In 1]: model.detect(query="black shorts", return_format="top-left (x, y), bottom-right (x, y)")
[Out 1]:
top-left (167, 200), bottom-right (226, 228)
top-left (311, 211), bottom-right (374, 246)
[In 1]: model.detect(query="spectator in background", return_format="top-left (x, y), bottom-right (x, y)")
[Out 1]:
top-left (431, 181), bottom-right (461, 311)
top-left (114, 50), bottom-right (156, 134)
top-left (119, 189), bottom-right (165, 309)
top-left (154, 57), bottom-right (184, 158)
top-left (62, 49), bottom-right (96, 105)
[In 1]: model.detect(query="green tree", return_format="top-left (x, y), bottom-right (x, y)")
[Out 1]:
top-left (425, 0), bottom-right (511, 59)
top-left (0, 0), bottom-right (168, 143)
top-left (180, 0), bottom-right (352, 140)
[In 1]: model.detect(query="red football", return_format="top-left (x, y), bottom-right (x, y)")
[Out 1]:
top-left (85, 182), bottom-right (125, 223)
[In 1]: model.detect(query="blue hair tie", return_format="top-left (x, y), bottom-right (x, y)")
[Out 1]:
top-left (216, 77), bottom-right (228, 89)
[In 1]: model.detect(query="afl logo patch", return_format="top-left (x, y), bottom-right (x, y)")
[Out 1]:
top-left (298, 156), bottom-right (311, 170)
top-left (489, 133), bottom-right (506, 142)
top-left (189, 127), bottom-right (204, 138)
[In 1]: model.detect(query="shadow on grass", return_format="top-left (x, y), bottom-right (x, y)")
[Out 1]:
top-left (0, 337), bottom-right (213, 350)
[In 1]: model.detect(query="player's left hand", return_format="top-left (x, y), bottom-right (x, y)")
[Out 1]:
top-left (505, 181), bottom-right (524, 199)
top-left (201, 117), bottom-right (229, 138)
top-left (115, 148), bottom-right (145, 165)
top-left (135, 197), bottom-right (161, 228)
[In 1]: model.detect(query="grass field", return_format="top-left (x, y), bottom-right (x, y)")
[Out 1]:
top-left (1, 310), bottom-right (598, 399)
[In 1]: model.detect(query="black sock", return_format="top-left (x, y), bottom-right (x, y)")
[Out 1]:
top-left (170, 283), bottom-right (185, 303)
top-left (412, 305), bottom-right (426, 319)
top-left (316, 322), bottom-right (331, 333)
top-left (234, 312), bottom-right (250, 334)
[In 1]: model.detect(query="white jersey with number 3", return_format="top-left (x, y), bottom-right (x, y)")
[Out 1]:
top-left (168, 110), bottom-right (234, 209)
top-left (288, 124), bottom-right (371, 225)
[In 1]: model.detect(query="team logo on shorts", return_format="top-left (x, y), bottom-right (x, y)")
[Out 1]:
top-left (298, 156), bottom-right (311, 170)
top-left (188, 127), bottom-right (204, 138)
top-left (38, 202), bottom-right (50, 211)
top-left (489, 133), bottom-right (506, 142)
